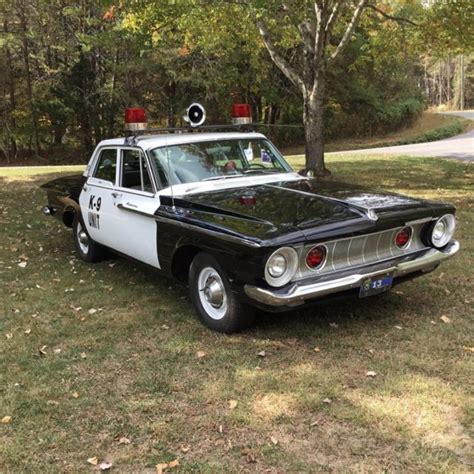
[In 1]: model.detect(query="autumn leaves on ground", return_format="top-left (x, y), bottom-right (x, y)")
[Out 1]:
top-left (1, 155), bottom-right (473, 472)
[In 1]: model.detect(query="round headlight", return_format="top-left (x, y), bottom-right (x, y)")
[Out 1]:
top-left (431, 214), bottom-right (455, 248)
top-left (265, 247), bottom-right (298, 287)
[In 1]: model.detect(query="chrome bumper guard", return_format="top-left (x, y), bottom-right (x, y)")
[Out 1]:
top-left (244, 240), bottom-right (460, 307)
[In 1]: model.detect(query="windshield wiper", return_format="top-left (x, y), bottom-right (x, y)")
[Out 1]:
top-left (202, 174), bottom-right (244, 182)
top-left (242, 169), bottom-right (278, 175)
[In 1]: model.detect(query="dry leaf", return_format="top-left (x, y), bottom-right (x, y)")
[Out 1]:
top-left (118, 436), bottom-right (131, 445)
top-left (88, 308), bottom-right (97, 315)
top-left (161, 324), bottom-right (170, 330)
top-left (270, 436), bottom-right (278, 445)
top-left (1, 416), bottom-right (12, 424)
top-left (229, 400), bottom-right (238, 409)
top-left (18, 261), bottom-right (27, 268)
top-left (39, 345), bottom-right (47, 355)
top-left (246, 452), bottom-right (257, 463)
top-left (313, 347), bottom-right (321, 353)
top-left (71, 392), bottom-right (79, 399)
top-left (24, 328), bottom-right (31, 335)
top-left (440, 315), bottom-right (451, 324)
top-left (366, 371), bottom-right (377, 377)
top-left (323, 398), bottom-right (332, 404)
top-left (394, 325), bottom-right (403, 330)
top-left (53, 348), bottom-right (61, 354)
top-left (257, 350), bottom-right (266, 357)
top-left (80, 352), bottom-right (87, 359)
top-left (180, 445), bottom-right (190, 453)
top-left (463, 346), bottom-right (474, 353)
top-left (168, 460), bottom-right (179, 468)
top-left (156, 464), bottom-right (167, 474)
top-left (99, 461), bottom-right (113, 471)
top-left (329, 322), bottom-right (338, 328)
top-left (87, 457), bottom-right (98, 466)
top-left (310, 420), bottom-right (319, 427)
top-left (196, 351), bottom-right (206, 358)
top-left (6, 333), bottom-right (13, 340)
top-left (430, 320), bottom-right (437, 325)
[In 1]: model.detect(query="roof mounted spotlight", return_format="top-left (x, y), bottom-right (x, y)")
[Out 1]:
top-left (183, 103), bottom-right (206, 128)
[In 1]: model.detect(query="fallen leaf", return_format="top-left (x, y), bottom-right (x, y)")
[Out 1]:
top-left (196, 351), bottom-right (206, 358)
top-left (270, 436), bottom-right (278, 445)
top-left (229, 400), bottom-right (238, 409)
top-left (257, 350), bottom-right (266, 357)
top-left (88, 308), bottom-right (97, 315)
top-left (18, 261), bottom-right (27, 268)
top-left (53, 348), bottom-right (61, 354)
top-left (24, 328), bottom-right (31, 335)
top-left (1, 416), bottom-right (12, 424)
top-left (87, 457), bottom-right (98, 466)
top-left (156, 464), bottom-right (167, 474)
top-left (430, 320), bottom-right (437, 325)
top-left (323, 398), bottom-right (332, 404)
top-left (39, 345), bottom-right (47, 355)
top-left (329, 322), bottom-right (338, 328)
top-left (161, 324), bottom-right (170, 330)
top-left (6, 333), bottom-right (13, 340)
top-left (394, 325), bottom-right (403, 330)
top-left (366, 371), bottom-right (377, 377)
top-left (168, 460), bottom-right (179, 468)
top-left (71, 392), bottom-right (79, 399)
top-left (440, 315), bottom-right (451, 324)
top-left (310, 420), bottom-right (319, 427)
top-left (99, 461), bottom-right (113, 471)
top-left (246, 452), bottom-right (256, 463)
top-left (80, 352), bottom-right (87, 359)
top-left (118, 436), bottom-right (131, 445)
top-left (180, 444), bottom-right (190, 453)
top-left (313, 347), bottom-right (321, 353)
top-left (463, 346), bottom-right (474, 353)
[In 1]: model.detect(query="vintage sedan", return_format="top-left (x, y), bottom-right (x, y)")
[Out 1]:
top-left (41, 108), bottom-right (459, 332)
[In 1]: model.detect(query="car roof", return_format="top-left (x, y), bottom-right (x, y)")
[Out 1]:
top-left (97, 132), bottom-right (268, 151)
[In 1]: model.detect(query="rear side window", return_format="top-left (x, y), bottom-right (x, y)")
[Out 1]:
top-left (93, 149), bottom-right (117, 183)
top-left (120, 149), bottom-right (154, 193)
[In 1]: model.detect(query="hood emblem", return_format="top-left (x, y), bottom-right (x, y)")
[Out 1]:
top-left (367, 208), bottom-right (378, 221)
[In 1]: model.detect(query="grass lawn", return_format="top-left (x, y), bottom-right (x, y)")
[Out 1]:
top-left (0, 154), bottom-right (473, 472)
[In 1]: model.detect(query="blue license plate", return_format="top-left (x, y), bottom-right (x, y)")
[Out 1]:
top-left (359, 273), bottom-right (394, 298)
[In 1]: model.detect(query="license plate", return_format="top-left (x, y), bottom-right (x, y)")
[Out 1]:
top-left (359, 273), bottom-right (393, 298)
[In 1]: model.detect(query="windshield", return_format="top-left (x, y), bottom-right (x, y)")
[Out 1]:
top-left (149, 138), bottom-right (293, 187)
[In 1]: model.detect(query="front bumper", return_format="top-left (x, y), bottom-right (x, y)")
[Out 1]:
top-left (244, 240), bottom-right (460, 307)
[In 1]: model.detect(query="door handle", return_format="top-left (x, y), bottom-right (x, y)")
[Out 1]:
top-left (112, 192), bottom-right (120, 198)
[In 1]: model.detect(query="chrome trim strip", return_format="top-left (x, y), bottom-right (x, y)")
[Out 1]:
top-left (244, 240), bottom-right (460, 306)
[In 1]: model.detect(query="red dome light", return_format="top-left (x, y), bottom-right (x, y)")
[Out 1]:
top-left (231, 103), bottom-right (252, 125)
top-left (306, 245), bottom-right (326, 269)
top-left (395, 227), bottom-right (412, 248)
top-left (124, 107), bottom-right (147, 131)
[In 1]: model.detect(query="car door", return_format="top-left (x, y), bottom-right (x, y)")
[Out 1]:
top-left (79, 147), bottom-right (118, 246)
top-left (105, 147), bottom-right (161, 268)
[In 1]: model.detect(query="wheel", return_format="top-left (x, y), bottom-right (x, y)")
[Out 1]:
top-left (73, 214), bottom-right (106, 262)
top-left (189, 252), bottom-right (255, 333)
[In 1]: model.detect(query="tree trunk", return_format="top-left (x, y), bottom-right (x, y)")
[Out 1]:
top-left (303, 80), bottom-right (328, 177)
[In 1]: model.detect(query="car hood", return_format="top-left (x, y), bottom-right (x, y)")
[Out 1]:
top-left (159, 177), bottom-right (453, 245)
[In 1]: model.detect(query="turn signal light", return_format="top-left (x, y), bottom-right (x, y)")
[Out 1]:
top-left (395, 227), bottom-right (412, 249)
top-left (306, 245), bottom-right (327, 270)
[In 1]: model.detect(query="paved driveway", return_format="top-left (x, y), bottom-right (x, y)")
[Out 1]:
top-left (332, 111), bottom-right (473, 162)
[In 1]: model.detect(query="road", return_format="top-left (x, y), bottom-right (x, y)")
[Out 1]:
top-left (332, 111), bottom-right (473, 162)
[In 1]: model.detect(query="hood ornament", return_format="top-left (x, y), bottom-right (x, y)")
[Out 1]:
top-left (367, 208), bottom-right (378, 221)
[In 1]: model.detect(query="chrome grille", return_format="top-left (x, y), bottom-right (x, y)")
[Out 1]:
top-left (294, 222), bottom-right (429, 281)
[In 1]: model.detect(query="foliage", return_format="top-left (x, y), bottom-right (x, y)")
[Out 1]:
top-left (0, 1), bottom-right (471, 163)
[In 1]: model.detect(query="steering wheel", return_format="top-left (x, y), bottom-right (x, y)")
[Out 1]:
top-left (248, 163), bottom-right (267, 169)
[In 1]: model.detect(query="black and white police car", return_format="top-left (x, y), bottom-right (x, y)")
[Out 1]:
top-left (42, 103), bottom-right (459, 332)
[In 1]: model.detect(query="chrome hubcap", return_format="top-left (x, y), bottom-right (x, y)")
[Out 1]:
top-left (76, 222), bottom-right (89, 254)
top-left (198, 267), bottom-right (227, 320)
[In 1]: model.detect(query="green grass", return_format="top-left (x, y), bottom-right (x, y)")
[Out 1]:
top-left (1, 155), bottom-right (473, 472)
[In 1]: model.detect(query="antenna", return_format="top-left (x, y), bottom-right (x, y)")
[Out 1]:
top-left (165, 135), bottom-right (176, 213)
